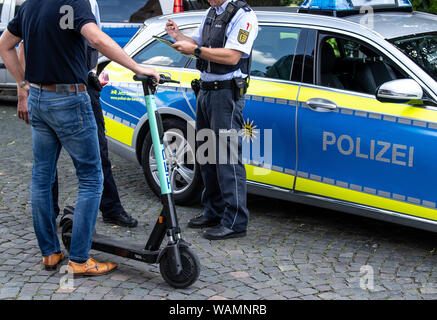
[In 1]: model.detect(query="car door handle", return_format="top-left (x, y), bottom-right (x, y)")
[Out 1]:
top-left (306, 98), bottom-right (338, 112)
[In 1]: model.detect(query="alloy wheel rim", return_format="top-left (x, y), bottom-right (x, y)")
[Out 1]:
top-left (148, 130), bottom-right (195, 195)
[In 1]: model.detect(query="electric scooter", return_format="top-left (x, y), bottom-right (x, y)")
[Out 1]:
top-left (60, 74), bottom-right (200, 289)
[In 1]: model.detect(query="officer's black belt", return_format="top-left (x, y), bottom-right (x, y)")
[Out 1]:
top-left (200, 79), bottom-right (233, 91)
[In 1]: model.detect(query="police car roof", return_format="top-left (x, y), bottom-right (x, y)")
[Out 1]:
top-left (344, 11), bottom-right (437, 39)
top-left (149, 7), bottom-right (437, 41)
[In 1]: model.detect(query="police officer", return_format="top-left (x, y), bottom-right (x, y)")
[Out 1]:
top-left (166, 0), bottom-right (258, 240)
top-left (77, 0), bottom-right (139, 228)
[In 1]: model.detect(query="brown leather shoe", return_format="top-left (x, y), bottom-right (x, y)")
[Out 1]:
top-left (43, 251), bottom-right (65, 271)
top-left (67, 258), bottom-right (117, 277)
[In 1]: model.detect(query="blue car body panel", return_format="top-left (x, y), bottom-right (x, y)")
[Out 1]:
top-left (101, 24), bottom-right (142, 48)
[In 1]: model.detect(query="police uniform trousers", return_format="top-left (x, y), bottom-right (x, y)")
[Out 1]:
top-left (52, 86), bottom-right (124, 218)
top-left (196, 86), bottom-right (249, 233)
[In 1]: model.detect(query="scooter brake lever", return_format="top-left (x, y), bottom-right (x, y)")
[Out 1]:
top-left (158, 74), bottom-right (180, 84)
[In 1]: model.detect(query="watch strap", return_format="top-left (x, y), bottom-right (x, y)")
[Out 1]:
top-left (19, 80), bottom-right (29, 88)
top-left (194, 46), bottom-right (202, 58)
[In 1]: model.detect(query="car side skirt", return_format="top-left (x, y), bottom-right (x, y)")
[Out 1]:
top-left (107, 136), bottom-right (139, 165)
top-left (247, 181), bottom-right (437, 233)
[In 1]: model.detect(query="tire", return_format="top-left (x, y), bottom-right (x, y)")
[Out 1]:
top-left (159, 246), bottom-right (200, 289)
top-left (141, 117), bottom-right (203, 205)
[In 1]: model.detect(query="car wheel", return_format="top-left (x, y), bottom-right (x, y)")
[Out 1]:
top-left (141, 117), bottom-right (203, 205)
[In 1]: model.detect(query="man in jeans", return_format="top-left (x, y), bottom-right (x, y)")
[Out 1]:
top-left (16, 0), bottom-right (138, 228)
top-left (0, 0), bottom-right (158, 275)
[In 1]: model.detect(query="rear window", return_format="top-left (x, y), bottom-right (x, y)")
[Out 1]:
top-left (15, 0), bottom-right (26, 17)
top-left (251, 26), bottom-right (302, 81)
top-left (183, 0), bottom-right (209, 10)
top-left (0, 0), bottom-right (3, 22)
top-left (99, 0), bottom-right (150, 23)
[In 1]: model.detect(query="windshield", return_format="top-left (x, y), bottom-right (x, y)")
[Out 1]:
top-left (99, 0), bottom-right (149, 23)
top-left (391, 33), bottom-right (437, 83)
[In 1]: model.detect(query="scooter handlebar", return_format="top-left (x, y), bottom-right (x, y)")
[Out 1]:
top-left (133, 74), bottom-right (180, 85)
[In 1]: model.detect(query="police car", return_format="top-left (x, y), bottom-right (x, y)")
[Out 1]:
top-left (98, 0), bottom-right (437, 233)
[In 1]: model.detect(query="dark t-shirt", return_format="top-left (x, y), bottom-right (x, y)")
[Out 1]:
top-left (8, 0), bottom-right (96, 85)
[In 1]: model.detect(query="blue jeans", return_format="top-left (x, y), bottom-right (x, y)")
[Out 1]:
top-left (28, 86), bottom-right (103, 262)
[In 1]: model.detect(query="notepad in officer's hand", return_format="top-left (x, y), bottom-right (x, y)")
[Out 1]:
top-left (152, 35), bottom-right (197, 60)
top-left (153, 35), bottom-right (175, 47)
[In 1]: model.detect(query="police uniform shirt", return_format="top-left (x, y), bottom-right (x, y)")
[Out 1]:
top-left (89, 0), bottom-right (102, 28)
top-left (87, 0), bottom-right (102, 73)
top-left (191, 0), bottom-right (258, 82)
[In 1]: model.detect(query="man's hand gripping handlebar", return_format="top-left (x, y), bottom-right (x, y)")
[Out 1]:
top-left (134, 74), bottom-right (180, 85)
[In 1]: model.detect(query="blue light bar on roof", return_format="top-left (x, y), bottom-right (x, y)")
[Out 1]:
top-left (299, 0), bottom-right (413, 16)
top-left (300, 0), bottom-right (354, 11)
top-left (398, 0), bottom-right (413, 6)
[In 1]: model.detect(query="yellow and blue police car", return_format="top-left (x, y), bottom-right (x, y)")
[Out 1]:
top-left (97, 0), bottom-right (437, 233)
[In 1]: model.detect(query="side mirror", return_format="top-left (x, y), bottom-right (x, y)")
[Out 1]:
top-left (376, 79), bottom-right (423, 104)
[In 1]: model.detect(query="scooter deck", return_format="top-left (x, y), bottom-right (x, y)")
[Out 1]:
top-left (63, 232), bottom-right (160, 264)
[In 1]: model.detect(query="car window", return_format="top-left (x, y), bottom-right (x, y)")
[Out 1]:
top-left (14, 0), bottom-right (25, 17)
top-left (391, 33), bottom-right (437, 84)
top-left (317, 34), bottom-right (407, 95)
top-left (251, 26), bottom-right (302, 81)
top-left (184, 0), bottom-right (209, 10)
top-left (99, 0), bottom-right (150, 23)
top-left (133, 29), bottom-right (195, 67)
top-left (0, 0), bottom-right (4, 23)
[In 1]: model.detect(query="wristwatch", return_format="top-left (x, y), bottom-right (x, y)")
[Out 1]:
top-left (194, 46), bottom-right (202, 58)
top-left (19, 80), bottom-right (29, 89)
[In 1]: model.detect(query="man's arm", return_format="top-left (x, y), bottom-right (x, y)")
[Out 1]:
top-left (0, 30), bottom-right (30, 124)
top-left (17, 41), bottom-right (29, 124)
top-left (80, 22), bottom-right (159, 81)
top-left (0, 30), bottom-right (25, 84)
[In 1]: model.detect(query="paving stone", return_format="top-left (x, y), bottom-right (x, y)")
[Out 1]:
top-left (420, 287), bottom-right (437, 295)
top-left (229, 271), bottom-right (250, 279)
top-left (281, 290), bottom-right (302, 299)
top-left (110, 274), bottom-right (130, 282)
top-left (84, 294), bottom-right (105, 300)
top-left (121, 294), bottom-right (143, 300)
top-left (103, 294), bottom-right (122, 300)
top-left (319, 292), bottom-right (342, 300)
top-left (297, 287), bottom-right (318, 295)
top-left (300, 295), bottom-right (322, 300)
top-left (221, 289), bottom-right (240, 299)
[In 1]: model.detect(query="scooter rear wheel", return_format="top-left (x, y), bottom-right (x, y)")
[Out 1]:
top-left (159, 246), bottom-right (200, 289)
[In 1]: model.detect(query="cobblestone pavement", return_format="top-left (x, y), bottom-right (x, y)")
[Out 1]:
top-left (1, 102), bottom-right (437, 301)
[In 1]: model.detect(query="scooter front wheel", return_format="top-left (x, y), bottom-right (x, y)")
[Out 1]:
top-left (159, 246), bottom-right (200, 289)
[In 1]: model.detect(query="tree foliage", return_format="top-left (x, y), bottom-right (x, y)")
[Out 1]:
top-left (260, 0), bottom-right (437, 13)
top-left (410, 0), bottom-right (437, 14)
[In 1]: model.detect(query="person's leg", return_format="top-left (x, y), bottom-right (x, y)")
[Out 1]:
top-left (52, 170), bottom-right (60, 218)
top-left (27, 88), bottom-right (62, 257)
top-left (87, 87), bottom-right (137, 227)
top-left (43, 91), bottom-right (103, 263)
top-left (195, 90), bottom-right (225, 219)
top-left (205, 89), bottom-right (249, 234)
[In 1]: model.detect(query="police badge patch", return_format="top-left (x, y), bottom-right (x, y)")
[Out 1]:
top-left (238, 29), bottom-right (249, 44)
